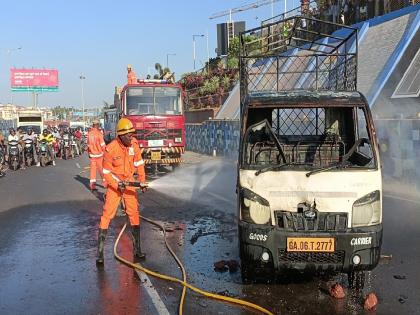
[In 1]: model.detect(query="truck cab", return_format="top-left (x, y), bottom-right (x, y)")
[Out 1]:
top-left (238, 16), bottom-right (382, 288)
top-left (116, 79), bottom-right (185, 169)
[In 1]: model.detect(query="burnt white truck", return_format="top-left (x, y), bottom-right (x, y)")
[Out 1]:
top-left (238, 16), bottom-right (382, 289)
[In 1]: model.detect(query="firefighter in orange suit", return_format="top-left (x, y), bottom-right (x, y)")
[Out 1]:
top-left (127, 64), bottom-right (137, 84)
top-left (87, 120), bottom-right (106, 191)
top-left (96, 118), bottom-right (147, 264)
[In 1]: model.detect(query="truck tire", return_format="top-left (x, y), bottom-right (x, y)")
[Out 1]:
top-left (240, 261), bottom-right (253, 284)
top-left (12, 160), bottom-right (18, 171)
top-left (348, 270), bottom-right (365, 290)
top-left (172, 163), bottom-right (180, 171)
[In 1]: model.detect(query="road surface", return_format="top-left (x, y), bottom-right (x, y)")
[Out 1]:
top-left (0, 152), bottom-right (419, 314)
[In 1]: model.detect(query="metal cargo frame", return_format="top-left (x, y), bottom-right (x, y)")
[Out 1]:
top-left (239, 16), bottom-right (358, 100)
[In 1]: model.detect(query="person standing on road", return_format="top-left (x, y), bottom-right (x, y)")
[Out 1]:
top-left (87, 120), bottom-right (106, 191)
top-left (96, 118), bottom-right (146, 265)
top-left (0, 131), bottom-right (5, 149)
top-left (74, 127), bottom-right (83, 155)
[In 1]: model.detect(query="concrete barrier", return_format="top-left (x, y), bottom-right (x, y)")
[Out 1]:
top-left (186, 119), bottom-right (240, 159)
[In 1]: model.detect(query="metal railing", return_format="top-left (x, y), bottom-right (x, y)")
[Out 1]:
top-left (240, 16), bottom-right (358, 95)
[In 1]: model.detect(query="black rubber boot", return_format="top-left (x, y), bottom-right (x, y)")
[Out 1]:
top-left (96, 229), bottom-right (107, 265)
top-left (131, 225), bottom-right (146, 261)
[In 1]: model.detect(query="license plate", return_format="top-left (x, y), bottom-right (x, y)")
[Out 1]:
top-left (287, 237), bottom-right (335, 252)
top-left (151, 151), bottom-right (161, 160)
top-left (148, 139), bottom-right (164, 147)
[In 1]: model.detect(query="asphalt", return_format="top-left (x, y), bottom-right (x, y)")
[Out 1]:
top-left (0, 152), bottom-right (419, 315)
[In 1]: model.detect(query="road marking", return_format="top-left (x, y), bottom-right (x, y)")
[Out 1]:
top-left (206, 191), bottom-right (236, 206)
top-left (135, 269), bottom-right (170, 315)
top-left (384, 194), bottom-right (420, 205)
top-left (75, 163), bottom-right (81, 169)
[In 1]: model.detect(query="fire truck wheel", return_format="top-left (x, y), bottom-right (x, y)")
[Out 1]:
top-left (172, 163), bottom-right (180, 171)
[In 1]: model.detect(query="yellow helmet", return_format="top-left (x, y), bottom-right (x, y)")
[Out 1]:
top-left (116, 118), bottom-right (135, 136)
top-left (127, 64), bottom-right (132, 69)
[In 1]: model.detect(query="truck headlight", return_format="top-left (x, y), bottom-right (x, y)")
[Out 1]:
top-left (241, 188), bottom-right (271, 225)
top-left (175, 137), bottom-right (182, 143)
top-left (352, 190), bottom-right (381, 227)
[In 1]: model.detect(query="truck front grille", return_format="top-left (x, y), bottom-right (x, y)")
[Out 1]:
top-left (278, 250), bottom-right (345, 264)
top-left (276, 211), bottom-right (347, 232)
top-left (136, 129), bottom-right (182, 141)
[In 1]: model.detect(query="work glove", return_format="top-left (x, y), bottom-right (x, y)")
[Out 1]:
top-left (140, 182), bottom-right (149, 193)
top-left (118, 181), bottom-right (126, 193)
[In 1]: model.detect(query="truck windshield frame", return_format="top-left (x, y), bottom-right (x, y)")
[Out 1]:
top-left (125, 86), bottom-right (182, 116)
top-left (240, 104), bottom-right (378, 172)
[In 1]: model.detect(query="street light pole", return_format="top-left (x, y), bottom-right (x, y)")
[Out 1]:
top-left (79, 75), bottom-right (86, 126)
top-left (166, 53), bottom-right (176, 69)
top-left (206, 29), bottom-right (210, 74)
top-left (4, 46), bottom-right (22, 105)
top-left (192, 34), bottom-right (204, 70)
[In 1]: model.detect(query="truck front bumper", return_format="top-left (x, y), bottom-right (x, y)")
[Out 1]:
top-left (239, 222), bottom-right (382, 273)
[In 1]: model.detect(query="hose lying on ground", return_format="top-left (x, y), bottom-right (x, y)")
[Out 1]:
top-left (113, 218), bottom-right (274, 315)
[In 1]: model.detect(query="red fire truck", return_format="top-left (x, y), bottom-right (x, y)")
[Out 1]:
top-left (110, 79), bottom-right (185, 169)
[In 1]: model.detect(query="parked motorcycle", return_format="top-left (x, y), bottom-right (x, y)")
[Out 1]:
top-left (0, 145), bottom-right (6, 177)
top-left (0, 145), bottom-right (5, 166)
top-left (8, 140), bottom-right (21, 171)
top-left (38, 139), bottom-right (52, 167)
top-left (24, 139), bottom-right (35, 167)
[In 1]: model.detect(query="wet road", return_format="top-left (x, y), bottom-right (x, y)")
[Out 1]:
top-left (0, 152), bottom-right (419, 315)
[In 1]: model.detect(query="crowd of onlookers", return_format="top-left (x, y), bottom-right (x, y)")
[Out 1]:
top-left (0, 126), bottom-right (88, 176)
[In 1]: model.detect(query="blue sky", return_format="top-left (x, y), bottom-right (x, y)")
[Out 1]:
top-left (0, 0), bottom-right (298, 108)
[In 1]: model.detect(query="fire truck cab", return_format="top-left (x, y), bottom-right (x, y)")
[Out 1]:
top-left (114, 79), bottom-right (185, 168)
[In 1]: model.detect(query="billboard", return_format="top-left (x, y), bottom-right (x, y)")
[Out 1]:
top-left (10, 69), bottom-right (59, 92)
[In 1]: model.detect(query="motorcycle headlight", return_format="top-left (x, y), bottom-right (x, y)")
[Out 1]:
top-left (240, 188), bottom-right (271, 225)
top-left (352, 190), bottom-right (381, 227)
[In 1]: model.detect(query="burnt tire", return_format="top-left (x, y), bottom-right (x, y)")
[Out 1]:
top-left (348, 270), bottom-right (365, 290)
top-left (11, 160), bottom-right (19, 171)
top-left (172, 163), bottom-right (180, 171)
top-left (240, 262), bottom-right (253, 284)
top-left (240, 260), bottom-right (273, 284)
top-left (40, 157), bottom-right (46, 167)
top-left (26, 157), bottom-right (33, 167)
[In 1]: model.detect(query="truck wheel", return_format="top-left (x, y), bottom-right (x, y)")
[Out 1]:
top-left (12, 160), bottom-right (18, 171)
top-left (241, 262), bottom-right (253, 284)
top-left (348, 270), bottom-right (365, 290)
top-left (172, 163), bottom-right (180, 171)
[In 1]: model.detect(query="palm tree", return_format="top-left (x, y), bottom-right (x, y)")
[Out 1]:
top-left (154, 63), bottom-right (172, 79)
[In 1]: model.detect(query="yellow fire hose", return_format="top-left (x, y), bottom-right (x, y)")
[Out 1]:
top-left (113, 217), bottom-right (274, 315)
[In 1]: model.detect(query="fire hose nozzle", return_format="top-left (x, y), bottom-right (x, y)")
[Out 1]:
top-left (125, 181), bottom-right (149, 190)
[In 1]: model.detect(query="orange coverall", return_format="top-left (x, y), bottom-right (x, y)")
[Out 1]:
top-left (127, 69), bottom-right (137, 84)
top-left (87, 127), bottom-right (106, 190)
top-left (100, 138), bottom-right (146, 229)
